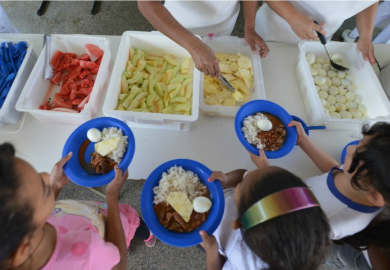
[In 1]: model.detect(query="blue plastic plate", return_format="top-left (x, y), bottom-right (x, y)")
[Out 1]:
top-left (141, 159), bottom-right (225, 248)
top-left (234, 100), bottom-right (297, 159)
top-left (341, 140), bottom-right (360, 164)
top-left (62, 117), bottom-right (135, 187)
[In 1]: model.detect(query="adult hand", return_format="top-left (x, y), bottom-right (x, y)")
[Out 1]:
top-left (288, 121), bottom-right (309, 146)
top-left (50, 152), bottom-right (72, 190)
top-left (249, 148), bottom-right (269, 169)
top-left (189, 41), bottom-right (220, 77)
top-left (199, 230), bottom-right (219, 254)
top-left (208, 171), bottom-right (228, 188)
top-left (357, 38), bottom-right (375, 65)
top-left (287, 13), bottom-right (326, 41)
top-left (106, 166), bottom-right (128, 200)
top-left (244, 28), bottom-right (269, 58)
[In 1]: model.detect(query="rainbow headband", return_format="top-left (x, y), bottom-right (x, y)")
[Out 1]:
top-left (241, 187), bottom-right (320, 230)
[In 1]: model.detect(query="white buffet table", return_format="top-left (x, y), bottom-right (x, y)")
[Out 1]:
top-left (1, 34), bottom-right (389, 181)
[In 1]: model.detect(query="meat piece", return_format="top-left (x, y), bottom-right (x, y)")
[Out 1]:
top-left (90, 152), bottom-right (117, 174)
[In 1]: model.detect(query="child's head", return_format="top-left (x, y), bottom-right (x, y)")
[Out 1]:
top-left (235, 167), bottom-right (330, 270)
top-left (344, 122), bottom-right (390, 206)
top-left (0, 143), bottom-right (55, 269)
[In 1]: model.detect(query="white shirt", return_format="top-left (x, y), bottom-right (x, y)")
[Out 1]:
top-left (305, 167), bottom-right (382, 240)
top-left (164, 1), bottom-right (240, 37)
top-left (213, 188), bottom-right (268, 270)
top-left (255, 1), bottom-right (377, 44)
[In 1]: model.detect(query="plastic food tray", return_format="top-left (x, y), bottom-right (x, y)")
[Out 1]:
top-left (16, 34), bottom-right (111, 124)
top-left (295, 41), bottom-right (390, 130)
top-left (0, 38), bottom-right (36, 126)
top-left (103, 31), bottom-right (200, 131)
top-left (199, 35), bottom-right (265, 117)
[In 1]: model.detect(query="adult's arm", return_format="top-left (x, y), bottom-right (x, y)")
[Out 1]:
top-left (137, 1), bottom-right (220, 77)
top-left (242, 1), bottom-right (269, 58)
top-left (355, 2), bottom-right (379, 65)
top-left (265, 1), bottom-right (326, 40)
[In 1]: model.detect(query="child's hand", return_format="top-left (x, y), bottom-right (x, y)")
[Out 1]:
top-left (50, 152), bottom-right (72, 191)
top-left (106, 166), bottom-right (128, 200)
top-left (199, 230), bottom-right (219, 255)
top-left (250, 148), bottom-right (269, 169)
top-left (288, 121), bottom-right (309, 145)
top-left (208, 171), bottom-right (228, 188)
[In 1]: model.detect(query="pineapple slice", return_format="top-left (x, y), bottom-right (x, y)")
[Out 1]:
top-left (167, 192), bottom-right (193, 222)
top-left (95, 137), bottom-right (120, 157)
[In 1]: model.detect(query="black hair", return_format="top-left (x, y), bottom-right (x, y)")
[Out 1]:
top-left (0, 143), bottom-right (35, 269)
top-left (348, 122), bottom-right (390, 202)
top-left (238, 167), bottom-right (330, 270)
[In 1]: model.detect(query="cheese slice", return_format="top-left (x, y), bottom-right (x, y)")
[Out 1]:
top-left (94, 137), bottom-right (120, 157)
top-left (167, 192), bottom-right (193, 222)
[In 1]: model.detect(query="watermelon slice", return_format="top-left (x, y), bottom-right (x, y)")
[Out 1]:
top-left (50, 51), bottom-right (64, 69)
top-left (85, 44), bottom-right (104, 62)
top-left (41, 45), bottom-right (104, 112)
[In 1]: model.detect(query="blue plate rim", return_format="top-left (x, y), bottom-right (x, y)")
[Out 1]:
top-left (62, 117), bottom-right (135, 187)
top-left (234, 100), bottom-right (297, 159)
top-left (141, 159), bottom-right (225, 248)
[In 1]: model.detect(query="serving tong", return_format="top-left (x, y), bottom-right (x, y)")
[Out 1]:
top-left (44, 34), bottom-right (54, 80)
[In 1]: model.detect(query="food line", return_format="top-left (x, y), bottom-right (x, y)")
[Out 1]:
top-left (0, 33), bottom-right (389, 181)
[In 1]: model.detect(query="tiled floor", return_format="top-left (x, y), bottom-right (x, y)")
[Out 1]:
top-left (2, 1), bottom-right (380, 269)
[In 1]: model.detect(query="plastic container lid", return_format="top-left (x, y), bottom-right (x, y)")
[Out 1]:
top-left (62, 117), bottom-right (135, 187)
top-left (141, 159), bottom-right (225, 247)
top-left (234, 100), bottom-right (297, 159)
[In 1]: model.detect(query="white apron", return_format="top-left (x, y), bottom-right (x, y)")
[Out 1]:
top-left (255, 1), bottom-right (378, 44)
top-left (164, 0), bottom-right (240, 37)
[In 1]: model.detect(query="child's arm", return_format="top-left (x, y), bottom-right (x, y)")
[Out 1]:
top-left (50, 152), bottom-right (73, 199)
top-left (289, 121), bottom-right (340, 173)
top-left (105, 166), bottom-right (128, 270)
top-left (368, 246), bottom-right (390, 270)
top-left (200, 231), bottom-right (226, 270)
top-left (208, 169), bottom-right (247, 189)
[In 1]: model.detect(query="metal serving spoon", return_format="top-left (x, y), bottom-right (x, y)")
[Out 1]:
top-left (313, 21), bottom-right (349, 72)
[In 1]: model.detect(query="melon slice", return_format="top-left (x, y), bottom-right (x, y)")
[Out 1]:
top-left (167, 192), bottom-right (193, 222)
top-left (95, 137), bottom-right (120, 157)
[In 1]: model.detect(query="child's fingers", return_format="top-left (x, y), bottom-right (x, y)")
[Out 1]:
top-left (56, 152), bottom-right (73, 168)
top-left (259, 148), bottom-right (267, 159)
top-left (208, 171), bottom-right (222, 182)
top-left (199, 230), bottom-right (211, 243)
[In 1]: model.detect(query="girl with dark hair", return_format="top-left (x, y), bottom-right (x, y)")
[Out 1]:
top-left (284, 121), bottom-right (390, 241)
top-left (0, 143), bottom-right (155, 270)
top-left (200, 149), bottom-right (330, 270)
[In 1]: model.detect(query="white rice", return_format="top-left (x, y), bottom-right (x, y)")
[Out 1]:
top-left (153, 166), bottom-right (207, 205)
top-left (241, 113), bottom-right (269, 149)
top-left (101, 127), bottom-right (128, 163)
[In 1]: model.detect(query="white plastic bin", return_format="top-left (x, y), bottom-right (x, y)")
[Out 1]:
top-left (296, 41), bottom-right (390, 130)
top-left (199, 36), bottom-right (265, 117)
top-left (16, 35), bottom-right (111, 124)
top-left (102, 31), bottom-right (200, 131)
top-left (0, 38), bottom-right (36, 126)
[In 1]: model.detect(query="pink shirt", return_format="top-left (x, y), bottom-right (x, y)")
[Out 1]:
top-left (42, 200), bottom-right (140, 270)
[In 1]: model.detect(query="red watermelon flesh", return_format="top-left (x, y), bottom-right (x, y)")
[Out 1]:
top-left (41, 45), bottom-right (104, 112)
top-left (85, 44), bottom-right (104, 62)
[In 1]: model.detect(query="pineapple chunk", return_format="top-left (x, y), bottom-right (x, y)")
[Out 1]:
top-left (232, 91), bottom-right (245, 102)
top-left (95, 138), bottom-right (120, 157)
top-left (167, 192), bottom-right (193, 222)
